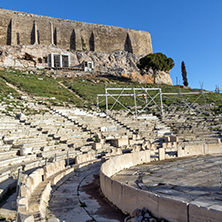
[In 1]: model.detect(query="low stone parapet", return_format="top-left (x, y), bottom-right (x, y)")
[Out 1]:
top-left (19, 168), bottom-right (44, 211)
top-left (51, 167), bottom-right (74, 185)
top-left (38, 181), bottom-right (52, 219)
top-left (17, 159), bottom-right (67, 217)
top-left (75, 153), bottom-right (95, 164)
top-left (100, 146), bottom-right (222, 222)
top-left (44, 160), bottom-right (65, 179)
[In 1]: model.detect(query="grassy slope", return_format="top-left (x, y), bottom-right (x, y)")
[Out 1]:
top-left (0, 70), bottom-right (221, 112)
top-left (61, 76), bottom-right (222, 109)
top-left (0, 70), bottom-right (82, 106)
top-left (0, 77), bottom-right (19, 99)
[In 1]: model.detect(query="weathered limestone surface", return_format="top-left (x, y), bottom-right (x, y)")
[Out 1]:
top-left (0, 45), bottom-right (173, 84)
top-left (0, 8), bottom-right (152, 55)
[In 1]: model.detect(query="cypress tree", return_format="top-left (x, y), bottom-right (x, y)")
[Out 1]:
top-left (181, 61), bottom-right (188, 86)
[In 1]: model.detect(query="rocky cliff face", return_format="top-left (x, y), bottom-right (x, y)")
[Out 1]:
top-left (0, 45), bottom-right (172, 85)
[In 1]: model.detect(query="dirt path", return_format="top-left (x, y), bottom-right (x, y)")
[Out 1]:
top-left (58, 81), bottom-right (86, 102)
top-left (4, 81), bottom-right (29, 97)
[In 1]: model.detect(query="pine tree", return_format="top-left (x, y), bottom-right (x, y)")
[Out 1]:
top-left (181, 61), bottom-right (188, 86)
top-left (137, 53), bottom-right (175, 83)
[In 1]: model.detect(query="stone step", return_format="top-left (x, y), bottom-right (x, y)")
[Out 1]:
top-left (0, 150), bottom-right (18, 160)
top-left (28, 181), bottom-right (48, 212)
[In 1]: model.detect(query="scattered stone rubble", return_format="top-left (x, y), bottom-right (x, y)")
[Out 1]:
top-left (124, 208), bottom-right (167, 222)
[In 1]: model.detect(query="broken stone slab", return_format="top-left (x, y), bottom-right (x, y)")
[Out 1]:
top-left (53, 134), bottom-right (61, 140)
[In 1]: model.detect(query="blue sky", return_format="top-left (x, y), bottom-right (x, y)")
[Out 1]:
top-left (1, 0), bottom-right (222, 91)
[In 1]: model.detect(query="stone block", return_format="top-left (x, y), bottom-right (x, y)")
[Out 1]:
top-left (132, 150), bottom-right (150, 165)
top-left (110, 138), bottom-right (129, 147)
top-left (20, 147), bottom-right (33, 156)
top-left (158, 148), bottom-right (165, 161)
top-left (102, 157), bottom-right (118, 176)
top-left (75, 153), bottom-right (95, 164)
top-left (137, 190), bottom-right (159, 218)
top-left (183, 144), bottom-right (204, 156)
top-left (120, 153), bottom-right (134, 169)
top-left (177, 146), bottom-right (185, 157)
top-left (121, 185), bottom-right (138, 214)
top-left (51, 167), bottom-right (74, 185)
top-left (104, 176), bottom-right (113, 202)
top-left (17, 196), bottom-right (28, 213)
top-left (99, 171), bottom-right (106, 195)
top-left (189, 202), bottom-right (222, 222)
top-left (159, 196), bottom-right (188, 222)
top-left (92, 142), bottom-right (103, 150)
top-left (111, 180), bottom-right (122, 209)
top-left (207, 143), bottom-right (222, 154)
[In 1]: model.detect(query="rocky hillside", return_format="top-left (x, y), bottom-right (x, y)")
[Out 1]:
top-left (0, 45), bottom-right (172, 85)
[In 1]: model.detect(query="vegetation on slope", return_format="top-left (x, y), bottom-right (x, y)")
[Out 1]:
top-left (0, 70), bottom-right (82, 106)
top-left (0, 77), bottom-right (19, 99)
top-left (0, 69), bottom-right (221, 115)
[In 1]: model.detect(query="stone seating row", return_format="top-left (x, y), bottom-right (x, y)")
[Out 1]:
top-left (0, 106), bottom-right (169, 220)
top-left (17, 159), bottom-right (74, 221)
top-left (15, 148), bottom-right (100, 221)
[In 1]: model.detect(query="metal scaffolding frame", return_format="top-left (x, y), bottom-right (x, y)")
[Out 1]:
top-left (96, 86), bottom-right (210, 118)
top-left (97, 87), bottom-right (164, 118)
top-left (162, 89), bottom-right (208, 113)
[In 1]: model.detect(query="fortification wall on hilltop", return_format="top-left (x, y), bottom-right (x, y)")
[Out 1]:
top-left (0, 9), bottom-right (153, 55)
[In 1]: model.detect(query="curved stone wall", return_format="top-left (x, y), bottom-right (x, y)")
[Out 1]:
top-left (100, 146), bottom-right (222, 222)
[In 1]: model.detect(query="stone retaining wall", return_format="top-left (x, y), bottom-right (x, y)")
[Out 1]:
top-left (0, 8), bottom-right (152, 55)
top-left (100, 146), bottom-right (222, 222)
